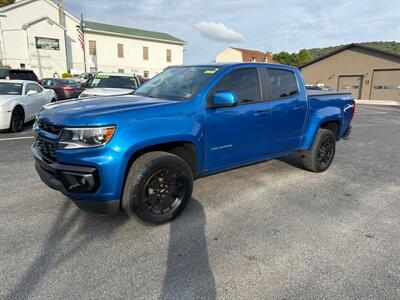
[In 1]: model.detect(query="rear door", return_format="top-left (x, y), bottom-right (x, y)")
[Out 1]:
top-left (205, 67), bottom-right (269, 172)
top-left (262, 67), bottom-right (308, 155)
top-left (338, 75), bottom-right (363, 99)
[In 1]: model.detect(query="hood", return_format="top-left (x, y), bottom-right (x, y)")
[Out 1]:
top-left (39, 95), bottom-right (178, 126)
top-left (80, 88), bottom-right (134, 97)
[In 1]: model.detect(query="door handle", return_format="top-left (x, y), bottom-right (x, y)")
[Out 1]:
top-left (254, 110), bottom-right (268, 117)
top-left (293, 105), bottom-right (305, 111)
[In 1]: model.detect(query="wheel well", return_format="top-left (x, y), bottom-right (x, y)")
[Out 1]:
top-left (127, 142), bottom-right (198, 178)
top-left (13, 105), bottom-right (25, 119)
top-left (321, 121), bottom-right (339, 140)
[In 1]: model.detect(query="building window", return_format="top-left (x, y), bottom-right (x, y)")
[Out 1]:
top-left (143, 70), bottom-right (149, 78)
top-left (166, 49), bottom-right (171, 62)
top-left (143, 47), bottom-right (149, 60)
top-left (117, 43), bottom-right (124, 58)
top-left (118, 69), bottom-right (124, 73)
top-left (90, 66), bottom-right (97, 72)
top-left (89, 40), bottom-right (96, 55)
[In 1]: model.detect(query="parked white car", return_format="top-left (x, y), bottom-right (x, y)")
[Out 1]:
top-left (79, 72), bottom-right (139, 98)
top-left (0, 80), bottom-right (56, 132)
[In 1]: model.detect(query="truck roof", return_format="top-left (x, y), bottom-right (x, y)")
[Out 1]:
top-left (175, 62), bottom-right (299, 71)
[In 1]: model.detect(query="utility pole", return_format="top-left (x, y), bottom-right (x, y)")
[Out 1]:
top-left (58, 0), bottom-right (68, 74)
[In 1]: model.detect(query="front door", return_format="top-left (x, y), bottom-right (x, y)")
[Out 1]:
top-left (205, 68), bottom-right (269, 173)
top-left (24, 83), bottom-right (41, 119)
top-left (338, 75), bottom-right (363, 99)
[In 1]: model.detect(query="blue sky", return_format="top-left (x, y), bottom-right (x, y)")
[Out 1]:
top-left (64, 0), bottom-right (400, 64)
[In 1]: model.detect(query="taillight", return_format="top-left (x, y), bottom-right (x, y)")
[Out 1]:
top-left (351, 102), bottom-right (356, 118)
top-left (62, 87), bottom-right (74, 93)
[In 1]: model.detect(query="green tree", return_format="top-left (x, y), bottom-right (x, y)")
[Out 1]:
top-left (273, 51), bottom-right (298, 66)
top-left (0, 0), bottom-right (15, 8)
top-left (297, 49), bottom-right (314, 66)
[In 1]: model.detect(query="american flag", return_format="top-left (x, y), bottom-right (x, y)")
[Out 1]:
top-left (77, 14), bottom-right (84, 49)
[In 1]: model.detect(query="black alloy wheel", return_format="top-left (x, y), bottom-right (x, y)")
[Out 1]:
top-left (317, 135), bottom-right (335, 169)
top-left (298, 128), bottom-right (336, 172)
top-left (122, 151), bottom-right (193, 225)
top-left (10, 107), bottom-right (24, 132)
top-left (142, 168), bottom-right (187, 215)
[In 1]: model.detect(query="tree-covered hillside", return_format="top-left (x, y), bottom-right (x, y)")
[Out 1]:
top-left (273, 41), bottom-right (400, 67)
top-left (308, 41), bottom-right (400, 58)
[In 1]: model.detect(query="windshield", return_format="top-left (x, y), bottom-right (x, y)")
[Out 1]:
top-left (0, 82), bottom-right (23, 95)
top-left (88, 75), bottom-right (138, 89)
top-left (134, 66), bottom-right (220, 100)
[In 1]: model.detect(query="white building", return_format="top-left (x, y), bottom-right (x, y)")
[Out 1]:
top-left (0, 0), bottom-right (186, 78)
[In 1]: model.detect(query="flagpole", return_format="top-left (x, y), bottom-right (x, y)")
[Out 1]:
top-left (81, 14), bottom-right (87, 73)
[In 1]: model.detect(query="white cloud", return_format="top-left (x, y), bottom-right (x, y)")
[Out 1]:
top-left (195, 21), bottom-right (244, 42)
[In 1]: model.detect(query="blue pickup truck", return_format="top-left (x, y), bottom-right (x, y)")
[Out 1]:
top-left (32, 63), bottom-right (355, 224)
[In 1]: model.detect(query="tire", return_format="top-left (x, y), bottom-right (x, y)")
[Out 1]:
top-left (10, 107), bottom-right (25, 133)
top-left (299, 128), bottom-right (336, 172)
top-left (122, 151), bottom-right (193, 225)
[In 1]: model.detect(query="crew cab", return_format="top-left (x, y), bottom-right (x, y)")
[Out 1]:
top-left (32, 63), bottom-right (354, 224)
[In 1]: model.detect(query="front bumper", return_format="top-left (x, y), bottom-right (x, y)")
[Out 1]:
top-left (32, 145), bottom-right (120, 215)
top-left (0, 111), bottom-right (11, 130)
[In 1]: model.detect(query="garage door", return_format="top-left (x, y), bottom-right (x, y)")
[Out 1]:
top-left (371, 70), bottom-right (400, 101)
top-left (338, 76), bottom-right (363, 99)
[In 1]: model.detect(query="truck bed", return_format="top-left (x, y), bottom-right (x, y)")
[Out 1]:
top-left (307, 90), bottom-right (352, 98)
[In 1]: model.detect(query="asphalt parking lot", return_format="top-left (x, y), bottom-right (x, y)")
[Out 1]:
top-left (0, 105), bottom-right (399, 299)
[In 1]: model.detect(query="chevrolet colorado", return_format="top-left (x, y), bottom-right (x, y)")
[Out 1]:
top-left (32, 63), bottom-right (355, 224)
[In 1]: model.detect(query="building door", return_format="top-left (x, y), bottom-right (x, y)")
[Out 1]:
top-left (338, 75), bottom-right (363, 99)
top-left (370, 70), bottom-right (400, 101)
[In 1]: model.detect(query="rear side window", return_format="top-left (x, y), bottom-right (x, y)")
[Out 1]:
top-left (266, 69), bottom-right (298, 99)
top-left (9, 70), bottom-right (37, 81)
top-left (0, 69), bottom-right (8, 78)
top-left (213, 68), bottom-right (261, 104)
top-left (42, 79), bottom-right (56, 87)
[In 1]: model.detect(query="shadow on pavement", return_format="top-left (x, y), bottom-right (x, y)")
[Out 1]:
top-left (5, 200), bottom-right (127, 300)
top-left (160, 198), bottom-right (216, 299)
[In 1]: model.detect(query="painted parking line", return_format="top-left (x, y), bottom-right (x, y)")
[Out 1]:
top-left (0, 136), bottom-right (33, 141)
top-left (355, 108), bottom-right (388, 116)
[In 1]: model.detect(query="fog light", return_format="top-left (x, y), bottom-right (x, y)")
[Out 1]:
top-left (62, 172), bottom-right (96, 193)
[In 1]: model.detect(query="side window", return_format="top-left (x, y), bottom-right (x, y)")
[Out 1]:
top-left (213, 68), bottom-right (261, 104)
top-left (25, 84), bottom-right (36, 95)
top-left (26, 72), bottom-right (36, 81)
top-left (35, 84), bottom-right (43, 93)
top-left (266, 69), bottom-right (298, 99)
top-left (42, 79), bottom-right (54, 87)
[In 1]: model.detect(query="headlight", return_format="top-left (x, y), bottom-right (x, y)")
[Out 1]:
top-left (58, 126), bottom-right (115, 149)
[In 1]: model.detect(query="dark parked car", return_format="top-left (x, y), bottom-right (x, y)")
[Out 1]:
top-left (0, 68), bottom-right (38, 82)
top-left (40, 78), bottom-right (84, 100)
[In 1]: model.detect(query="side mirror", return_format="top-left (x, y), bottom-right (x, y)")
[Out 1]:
top-left (212, 91), bottom-right (237, 108)
top-left (26, 90), bottom-right (38, 96)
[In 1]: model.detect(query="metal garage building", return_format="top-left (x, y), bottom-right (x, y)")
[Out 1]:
top-left (300, 44), bottom-right (400, 100)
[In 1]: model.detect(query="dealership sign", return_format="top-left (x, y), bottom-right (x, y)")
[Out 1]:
top-left (35, 37), bottom-right (60, 50)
